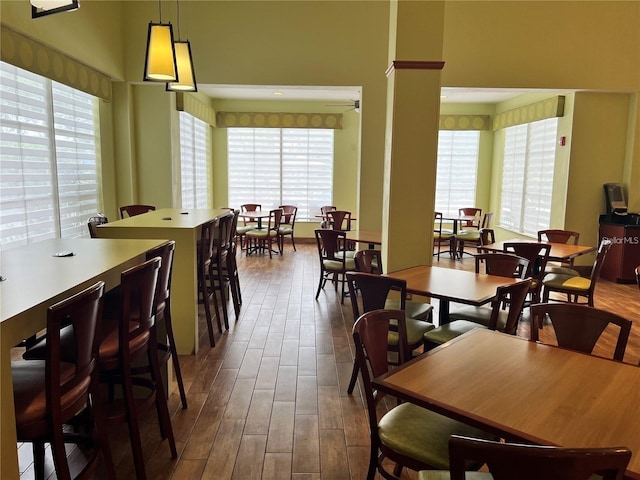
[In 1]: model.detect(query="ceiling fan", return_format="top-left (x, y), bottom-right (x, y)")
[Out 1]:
top-left (325, 99), bottom-right (360, 113)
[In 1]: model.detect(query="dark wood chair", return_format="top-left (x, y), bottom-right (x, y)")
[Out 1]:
top-left (211, 211), bottom-right (235, 329)
top-left (352, 309), bottom-right (497, 480)
top-left (98, 257), bottom-right (177, 480)
top-left (530, 303), bottom-right (632, 361)
top-left (418, 435), bottom-right (632, 480)
top-left (319, 205), bottom-right (337, 228)
top-left (314, 228), bottom-right (356, 304)
top-left (245, 208), bottom-right (283, 258)
top-left (223, 209), bottom-right (242, 320)
top-left (425, 278), bottom-right (532, 349)
top-left (538, 229), bottom-right (581, 275)
top-left (326, 209), bottom-right (352, 231)
top-left (277, 204), bottom-right (298, 252)
top-left (236, 203), bottom-right (262, 250)
top-left (345, 271), bottom-right (435, 394)
top-left (12, 281), bottom-right (115, 480)
top-left (198, 217), bottom-right (222, 346)
top-left (542, 239), bottom-right (612, 306)
top-left (474, 252), bottom-right (530, 279)
top-left (87, 213), bottom-right (108, 238)
top-left (433, 211), bottom-right (456, 260)
top-left (118, 204), bottom-right (156, 219)
top-left (456, 211), bottom-right (493, 258)
top-left (503, 241), bottom-right (551, 304)
top-left (476, 227), bottom-right (495, 254)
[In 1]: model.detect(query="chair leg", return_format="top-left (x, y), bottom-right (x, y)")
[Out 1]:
top-left (50, 420), bottom-right (72, 480)
top-left (148, 336), bottom-right (178, 458)
top-left (199, 272), bottom-right (216, 347)
top-left (33, 441), bottom-right (46, 480)
top-left (216, 263), bottom-right (230, 330)
top-left (291, 234), bottom-right (297, 251)
top-left (121, 361), bottom-right (147, 480)
top-left (164, 310), bottom-right (188, 409)
top-left (347, 360), bottom-right (359, 394)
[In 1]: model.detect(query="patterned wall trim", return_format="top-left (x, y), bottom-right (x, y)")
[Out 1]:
top-left (215, 111), bottom-right (343, 129)
top-left (492, 96), bottom-right (565, 131)
top-left (176, 92), bottom-right (217, 126)
top-left (439, 115), bottom-right (491, 131)
top-left (0, 23), bottom-right (112, 101)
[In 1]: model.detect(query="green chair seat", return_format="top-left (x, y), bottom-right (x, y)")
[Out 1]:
top-left (236, 223), bottom-right (257, 234)
top-left (388, 317), bottom-right (435, 346)
top-left (246, 229), bottom-right (276, 239)
top-left (337, 249), bottom-right (356, 258)
top-left (379, 402), bottom-right (496, 470)
top-left (448, 305), bottom-right (509, 331)
top-left (542, 273), bottom-right (591, 292)
top-left (322, 258), bottom-right (356, 272)
top-left (424, 320), bottom-right (487, 346)
top-left (385, 299), bottom-right (433, 321)
top-left (436, 232), bottom-right (455, 241)
top-left (456, 230), bottom-right (480, 241)
top-left (418, 471), bottom-right (494, 480)
top-left (278, 225), bottom-right (293, 234)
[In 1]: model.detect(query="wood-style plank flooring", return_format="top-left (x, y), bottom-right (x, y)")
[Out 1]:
top-left (17, 242), bottom-right (640, 479)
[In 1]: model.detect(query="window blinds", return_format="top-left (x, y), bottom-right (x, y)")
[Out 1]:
top-left (180, 112), bottom-right (209, 208)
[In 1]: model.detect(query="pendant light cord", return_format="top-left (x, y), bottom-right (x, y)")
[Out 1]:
top-left (176, 0), bottom-right (181, 40)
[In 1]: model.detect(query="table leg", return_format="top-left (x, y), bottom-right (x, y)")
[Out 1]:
top-left (438, 299), bottom-right (451, 325)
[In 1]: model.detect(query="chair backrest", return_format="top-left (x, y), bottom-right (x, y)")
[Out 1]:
top-left (119, 204), bottom-right (156, 219)
top-left (267, 208), bottom-right (283, 233)
top-left (475, 253), bottom-right (529, 279)
top-left (537, 229), bottom-right (580, 245)
top-left (488, 279), bottom-right (532, 334)
top-left (320, 205), bottom-right (337, 215)
top-left (278, 205), bottom-right (297, 226)
top-left (434, 211), bottom-right (448, 237)
top-left (216, 211), bottom-right (235, 257)
top-left (503, 242), bottom-right (551, 278)
top-left (588, 239), bottom-right (613, 284)
top-left (458, 207), bottom-right (482, 228)
top-left (199, 218), bottom-right (218, 271)
top-left (530, 303), bottom-right (631, 361)
top-left (352, 309), bottom-right (409, 414)
top-left (46, 281), bottom-right (105, 422)
top-left (345, 272), bottom-right (406, 321)
top-left (87, 214), bottom-right (108, 238)
top-left (354, 249), bottom-right (383, 274)
top-left (315, 228), bottom-right (347, 261)
top-left (241, 203), bottom-right (261, 212)
top-left (145, 241), bottom-right (175, 313)
top-left (448, 435), bottom-right (631, 480)
top-left (480, 212), bottom-right (494, 229)
top-left (477, 228), bottom-right (496, 253)
top-left (327, 210), bottom-right (352, 231)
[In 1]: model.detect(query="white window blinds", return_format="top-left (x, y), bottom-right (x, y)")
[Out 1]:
top-left (435, 130), bottom-right (480, 217)
top-left (227, 128), bottom-right (333, 221)
top-left (0, 62), bottom-right (99, 249)
top-left (180, 111), bottom-right (209, 208)
top-left (500, 118), bottom-right (558, 235)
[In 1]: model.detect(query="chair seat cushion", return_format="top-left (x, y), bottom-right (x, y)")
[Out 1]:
top-left (388, 317), bottom-right (435, 347)
top-left (379, 402), bottom-right (497, 470)
top-left (337, 249), bottom-right (356, 258)
top-left (246, 229), bottom-right (276, 239)
top-left (323, 258), bottom-right (356, 271)
top-left (448, 306), bottom-right (509, 332)
top-left (435, 233), bottom-right (455, 241)
top-left (456, 230), bottom-right (480, 241)
top-left (278, 226), bottom-right (293, 234)
top-left (385, 299), bottom-right (433, 321)
top-left (424, 320), bottom-right (488, 346)
top-left (544, 265), bottom-right (580, 276)
top-left (236, 224), bottom-right (257, 234)
top-left (542, 273), bottom-right (591, 292)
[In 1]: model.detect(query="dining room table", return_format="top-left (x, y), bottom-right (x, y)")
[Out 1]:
top-left (481, 238), bottom-right (596, 263)
top-left (441, 214), bottom-right (481, 234)
top-left (372, 328), bottom-right (640, 479)
top-left (95, 207), bottom-right (230, 354)
top-left (385, 265), bottom-right (518, 325)
top-left (239, 209), bottom-right (272, 230)
top-left (345, 229), bottom-right (382, 248)
top-left (0, 237), bottom-right (167, 480)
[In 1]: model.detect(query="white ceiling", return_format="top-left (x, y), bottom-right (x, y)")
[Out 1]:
top-left (198, 84), bottom-right (565, 104)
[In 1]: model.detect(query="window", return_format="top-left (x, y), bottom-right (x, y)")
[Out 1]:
top-left (435, 130), bottom-right (480, 217)
top-left (179, 111), bottom-right (209, 208)
top-left (500, 117), bottom-right (558, 236)
top-left (227, 128), bottom-right (333, 221)
top-left (0, 62), bottom-right (99, 249)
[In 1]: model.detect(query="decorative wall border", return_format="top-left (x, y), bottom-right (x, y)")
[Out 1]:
top-left (492, 96), bottom-right (565, 130)
top-left (176, 93), bottom-right (216, 126)
top-left (216, 111), bottom-right (343, 129)
top-left (0, 23), bottom-right (112, 101)
top-left (439, 115), bottom-right (491, 131)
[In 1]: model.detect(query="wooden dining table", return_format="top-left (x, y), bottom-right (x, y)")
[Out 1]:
top-left (239, 210), bottom-right (272, 229)
top-left (386, 265), bottom-right (517, 325)
top-left (0, 237), bottom-right (166, 480)
top-left (373, 328), bottom-right (640, 479)
top-left (95, 208), bottom-right (230, 354)
top-left (481, 238), bottom-right (596, 263)
top-left (345, 229), bottom-right (382, 248)
top-left (441, 214), bottom-right (481, 234)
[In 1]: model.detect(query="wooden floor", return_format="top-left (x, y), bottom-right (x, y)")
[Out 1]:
top-left (17, 242), bottom-right (640, 479)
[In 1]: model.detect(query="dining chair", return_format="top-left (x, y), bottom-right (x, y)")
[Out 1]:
top-left (345, 271), bottom-right (435, 394)
top-left (458, 207), bottom-right (483, 229)
top-left (538, 229), bottom-right (581, 275)
top-left (456, 211), bottom-right (493, 258)
top-left (12, 281), bottom-right (115, 480)
top-left (419, 435), bottom-right (632, 480)
top-left (319, 205), bottom-right (337, 228)
top-left (503, 241), bottom-right (551, 304)
top-left (433, 211), bottom-right (456, 260)
top-left (211, 211), bottom-right (235, 329)
top-left (530, 303), bottom-right (632, 361)
top-left (474, 252), bottom-right (530, 279)
top-left (198, 217), bottom-right (222, 346)
top-left (326, 209), bottom-right (352, 231)
top-left (245, 208), bottom-right (283, 258)
top-left (277, 204), bottom-right (298, 252)
top-left (118, 204), bottom-right (156, 219)
top-left (98, 257), bottom-right (177, 480)
top-left (476, 227), bottom-right (495, 254)
top-left (87, 213), bottom-right (108, 238)
top-left (541, 239), bottom-right (612, 306)
top-left (223, 209), bottom-right (242, 319)
top-left (424, 278), bottom-right (532, 350)
top-left (237, 203), bottom-right (262, 250)
top-left (314, 228), bottom-right (356, 304)
top-left (352, 309), bottom-right (497, 480)
top-left (353, 249), bottom-right (433, 321)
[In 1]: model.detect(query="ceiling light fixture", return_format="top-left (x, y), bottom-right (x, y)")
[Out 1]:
top-left (166, 0), bottom-right (197, 92)
top-left (31, 0), bottom-right (79, 18)
top-left (143, 0), bottom-right (178, 82)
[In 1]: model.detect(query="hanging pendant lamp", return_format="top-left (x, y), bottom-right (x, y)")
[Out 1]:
top-left (166, 0), bottom-right (197, 92)
top-left (143, 0), bottom-right (178, 82)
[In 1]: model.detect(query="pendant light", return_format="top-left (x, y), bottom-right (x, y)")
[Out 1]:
top-left (143, 0), bottom-right (178, 82)
top-left (167, 0), bottom-right (197, 92)
top-left (31, 0), bottom-right (79, 18)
